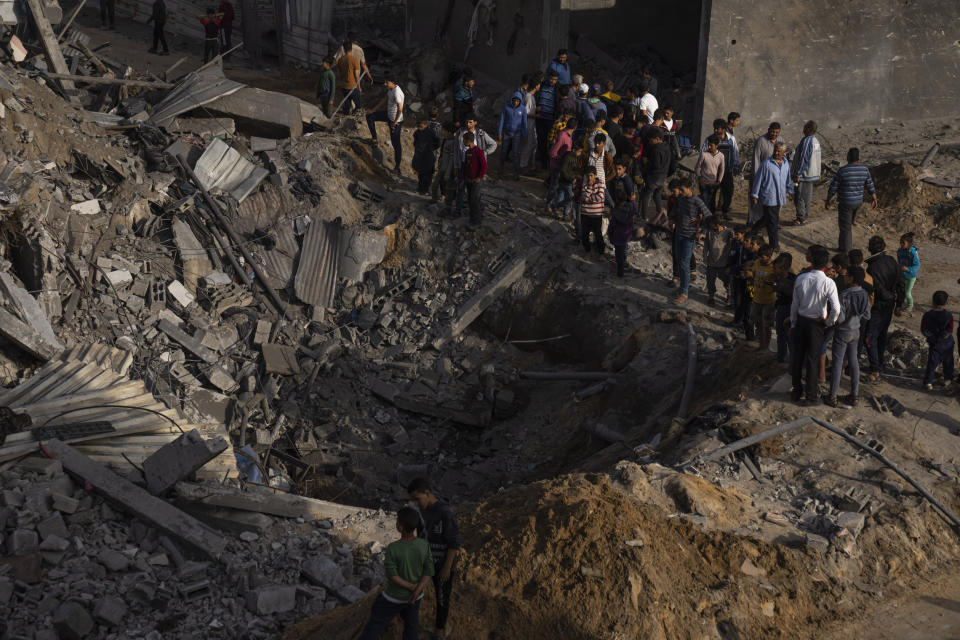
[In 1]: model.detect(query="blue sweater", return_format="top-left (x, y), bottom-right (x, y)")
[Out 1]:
top-left (828, 163), bottom-right (875, 205)
top-left (498, 92), bottom-right (527, 137)
top-left (537, 85), bottom-right (557, 119)
top-left (897, 246), bottom-right (920, 279)
top-left (548, 60), bottom-right (571, 86)
top-left (750, 157), bottom-right (794, 206)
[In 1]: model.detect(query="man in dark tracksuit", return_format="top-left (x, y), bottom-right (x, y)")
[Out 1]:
top-left (147, 0), bottom-right (170, 55)
top-left (864, 235), bottom-right (904, 383)
top-left (920, 291), bottom-right (955, 388)
top-left (641, 130), bottom-right (671, 221)
top-left (409, 479), bottom-right (461, 640)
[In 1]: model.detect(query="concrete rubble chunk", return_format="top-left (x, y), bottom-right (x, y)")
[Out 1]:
top-left (105, 270), bottom-right (133, 287)
top-left (97, 549), bottom-right (129, 572)
top-left (69, 199), bottom-right (100, 215)
top-left (171, 220), bottom-right (214, 293)
top-left (8, 529), bottom-right (39, 555)
top-left (93, 595), bottom-right (127, 626)
top-left (261, 343), bottom-right (301, 376)
top-left (245, 584), bottom-right (297, 614)
top-left (0, 272), bottom-right (63, 352)
top-left (835, 511), bottom-right (866, 537)
top-left (142, 429), bottom-right (229, 495)
top-left (301, 555), bottom-right (345, 591)
top-left (158, 318), bottom-right (217, 364)
top-left (37, 512), bottom-right (69, 540)
top-left (0, 301), bottom-right (62, 361)
top-left (205, 86), bottom-right (304, 139)
top-left (13, 457), bottom-right (62, 476)
top-left (51, 493), bottom-right (79, 514)
top-left (53, 601), bottom-right (94, 639)
top-left (339, 228), bottom-right (387, 283)
top-left (166, 280), bottom-right (196, 308)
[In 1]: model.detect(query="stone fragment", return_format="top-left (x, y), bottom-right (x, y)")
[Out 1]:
top-left (245, 585), bottom-right (296, 614)
top-left (339, 584), bottom-right (366, 603)
top-left (93, 596), bottom-right (127, 626)
top-left (301, 556), bottom-right (345, 590)
top-left (805, 533), bottom-right (829, 553)
top-left (53, 602), bottom-right (94, 640)
top-left (7, 529), bottom-right (38, 555)
top-left (14, 457), bottom-right (62, 476)
top-left (105, 270), bottom-right (133, 286)
top-left (167, 280), bottom-right (195, 308)
top-left (835, 511), bottom-right (865, 537)
top-left (37, 513), bottom-right (68, 540)
top-left (51, 493), bottom-right (79, 514)
top-left (97, 549), bottom-right (129, 572)
top-left (70, 200), bottom-right (100, 215)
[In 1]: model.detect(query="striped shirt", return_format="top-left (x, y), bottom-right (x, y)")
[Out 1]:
top-left (537, 85), bottom-right (557, 119)
top-left (581, 181), bottom-right (605, 216)
top-left (587, 152), bottom-right (606, 186)
top-left (828, 163), bottom-right (876, 205)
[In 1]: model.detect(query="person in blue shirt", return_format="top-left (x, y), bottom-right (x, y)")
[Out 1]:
top-left (897, 232), bottom-right (920, 312)
top-left (535, 69), bottom-right (559, 168)
top-left (547, 49), bottom-right (571, 86)
top-left (497, 92), bottom-right (527, 181)
top-left (750, 141), bottom-right (793, 251)
top-left (825, 147), bottom-right (878, 253)
top-left (452, 69), bottom-right (475, 126)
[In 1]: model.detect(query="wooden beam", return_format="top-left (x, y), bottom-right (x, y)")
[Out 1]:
top-left (41, 73), bottom-right (173, 89)
top-left (44, 440), bottom-right (227, 561)
top-left (175, 482), bottom-right (371, 521)
top-left (25, 0), bottom-right (76, 94)
top-left (57, 0), bottom-right (87, 41)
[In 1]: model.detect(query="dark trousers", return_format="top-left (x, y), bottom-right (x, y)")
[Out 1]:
top-left (794, 181), bottom-right (814, 222)
top-left (152, 22), bottom-right (168, 52)
top-left (676, 235), bottom-right (695, 295)
top-left (924, 338), bottom-right (956, 385)
top-left (417, 169), bottom-right (434, 193)
top-left (775, 305), bottom-right (792, 363)
top-left (837, 203), bottom-right (860, 254)
top-left (731, 277), bottom-right (747, 320)
top-left (640, 177), bottom-right (665, 221)
top-left (366, 111), bottom-right (403, 169)
top-left (465, 180), bottom-right (482, 224)
top-left (700, 184), bottom-right (719, 213)
top-left (614, 244), bottom-right (627, 276)
top-left (432, 573), bottom-right (454, 631)
top-left (718, 170), bottom-right (734, 214)
top-left (220, 26), bottom-right (233, 52)
top-left (536, 118), bottom-right (552, 167)
top-left (582, 215), bottom-right (604, 253)
top-left (705, 266), bottom-right (728, 299)
top-left (758, 204), bottom-right (781, 249)
top-left (865, 305), bottom-right (894, 373)
top-left (792, 316), bottom-right (826, 399)
top-left (203, 37), bottom-right (220, 63)
top-left (100, 0), bottom-right (115, 27)
top-left (356, 594), bottom-right (420, 640)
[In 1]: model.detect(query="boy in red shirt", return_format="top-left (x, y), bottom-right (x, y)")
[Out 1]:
top-left (461, 132), bottom-right (487, 226)
top-left (197, 8), bottom-right (224, 63)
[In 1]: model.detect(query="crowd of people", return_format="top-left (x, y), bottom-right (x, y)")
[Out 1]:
top-left (325, 46), bottom-right (960, 640)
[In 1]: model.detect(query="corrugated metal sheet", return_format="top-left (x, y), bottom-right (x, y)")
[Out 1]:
top-left (193, 139), bottom-right (268, 204)
top-left (259, 223), bottom-right (299, 290)
top-left (294, 219), bottom-right (341, 307)
top-left (150, 67), bottom-right (245, 129)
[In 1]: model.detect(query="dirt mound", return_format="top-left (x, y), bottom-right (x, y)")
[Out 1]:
top-left (863, 161), bottom-right (951, 235)
top-left (286, 471), bottom-right (960, 640)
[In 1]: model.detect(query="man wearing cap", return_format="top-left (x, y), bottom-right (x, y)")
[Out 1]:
top-left (366, 79), bottom-right (405, 176)
top-left (638, 81), bottom-right (658, 125)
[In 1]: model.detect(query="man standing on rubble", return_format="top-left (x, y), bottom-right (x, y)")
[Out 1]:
top-left (218, 1), bottom-right (235, 55)
top-left (791, 120), bottom-right (821, 226)
top-left (750, 141), bottom-right (793, 251)
top-left (790, 244), bottom-right (840, 404)
top-left (454, 116), bottom-right (497, 215)
top-left (335, 37), bottom-right (362, 116)
top-left (101, 0), bottom-right (116, 30)
top-left (366, 78), bottom-right (405, 176)
top-left (334, 34), bottom-right (374, 87)
top-left (548, 49), bottom-right (571, 85)
top-left (197, 8), bottom-right (224, 63)
top-left (147, 0), bottom-right (169, 56)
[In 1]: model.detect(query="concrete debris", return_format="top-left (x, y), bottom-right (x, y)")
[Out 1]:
top-left (143, 430), bottom-right (230, 495)
top-left (193, 138), bottom-right (269, 204)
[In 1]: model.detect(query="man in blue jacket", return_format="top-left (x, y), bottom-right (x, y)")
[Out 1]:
top-left (547, 49), bottom-right (571, 86)
top-left (750, 141), bottom-right (793, 251)
top-left (498, 92), bottom-right (527, 181)
top-left (791, 120), bottom-right (821, 225)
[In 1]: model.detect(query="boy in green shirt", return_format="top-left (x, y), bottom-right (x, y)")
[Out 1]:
top-left (315, 56), bottom-right (336, 118)
top-left (357, 507), bottom-right (434, 640)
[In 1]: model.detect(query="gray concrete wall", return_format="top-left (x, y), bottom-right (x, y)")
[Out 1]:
top-left (700, 0), bottom-right (960, 144)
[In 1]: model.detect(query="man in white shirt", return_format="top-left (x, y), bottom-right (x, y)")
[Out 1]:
top-left (366, 80), bottom-right (404, 175)
top-left (790, 245), bottom-right (841, 405)
top-left (638, 80), bottom-right (658, 125)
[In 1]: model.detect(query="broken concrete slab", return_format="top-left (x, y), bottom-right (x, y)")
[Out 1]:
top-left (204, 87), bottom-right (304, 139)
top-left (44, 440), bottom-right (227, 561)
top-left (193, 138), bottom-right (269, 204)
top-left (0, 306), bottom-right (63, 360)
top-left (339, 228), bottom-right (387, 283)
top-left (0, 272), bottom-right (63, 352)
top-left (167, 279), bottom-right (196, 308)
top-left (158, 319), bottom-right (217, 364)
top-left (250, 137), bottom-right (278, 152)
top-left (175, 482), bottom-right (369, 521)
top-left (369, 379), bottom-right (491, 428)
top-left (69, 199), bottom-right (101, 215)
top-left (261, 343), bottom-right (300, 376)
top-left (171, 219), bottom-right (214, 293)
top-left (301, 555), bottom-right (345, 590)
top-left (142, 429), bottom-right (229, 495)
top-left (170, 117), bottom-right (236, 137)
top-left (53, 601), bottom-right (94, 640)
top-left (245, 584), bottom-right (296, 614)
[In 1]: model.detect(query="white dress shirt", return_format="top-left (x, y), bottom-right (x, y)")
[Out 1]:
top-left (790, 269), bottom-right (841, 326)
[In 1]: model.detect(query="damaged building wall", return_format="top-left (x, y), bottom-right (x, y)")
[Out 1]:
top-left (333, 0), bottom-right (404, 34)
top-left (406, 0), bottom-right (568, 80)
top-left (275, 0), bottom-right (335, 67)
top-left (700, 0), bottom-right (960, 141)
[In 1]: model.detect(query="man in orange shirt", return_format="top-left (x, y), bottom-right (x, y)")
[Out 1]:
top-left (335, 38), bottom-right (362, 115)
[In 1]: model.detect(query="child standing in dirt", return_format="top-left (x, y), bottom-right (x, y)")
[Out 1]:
top-left (920, 291), bottom-right (954, 390)
top-left (897, 232), bottom-right (920, 313)
top-left (315, 56), bottom-right (336, 118)
top-left (744, 244), bottom-right (777, 352)
top-left (727, 225), bottom-right (750, 314)
top-left (461, 132), bottom-right (487, 226)
top-left (773, 253), bottom-right (796, 364)
top-left (408, 479), bottom-right (462, 640)
top-left (704, 216), bottom-right (733, 307)
top-left (825, 267), bottom-right (871, 407)
top-left (355, 507), bottom-right (434, 640)
top-left (413, 120), bottom-right (441, 195)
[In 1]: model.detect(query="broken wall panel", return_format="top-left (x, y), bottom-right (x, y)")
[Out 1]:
top-left (201, 87), bottom-right (304, 139)
top-left (276, 0), bottom-right (336, 68)
top-left (193, 139), bottom-right (269, 204)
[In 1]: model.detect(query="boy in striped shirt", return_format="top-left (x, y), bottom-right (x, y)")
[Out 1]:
top-left (580, 166), bottom-right (606, 256)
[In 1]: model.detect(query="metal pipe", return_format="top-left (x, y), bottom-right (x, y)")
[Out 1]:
top-left (676, 324), bottom-right (698, 420)
top-left (679, 417), bottom-right (814, 469)
top-left (175, 155), bottom-right (286, 316)
top-left (919, 142), bottom-right (941, 169)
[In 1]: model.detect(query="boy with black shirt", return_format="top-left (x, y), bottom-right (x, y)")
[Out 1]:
top-left (921, 291), bottom-right (955, 390)
top-left (409, 478), bottom-right (462, 640)
top-left (774, 253), bottom-right (796, 364)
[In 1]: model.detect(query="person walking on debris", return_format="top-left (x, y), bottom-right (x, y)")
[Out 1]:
top-left (315, 56), bottom-right (336, 118)
top-left (101, 0), bottom-right (116, 30)
top-left (749, 141), bottom-right (793, 251)
top-left (218, 1), bottom-right (235, 54)
top-left (704, 215), bottom-right (733, 307)
top-left (791, 120), bottom-right (821, 225)
top-left (826, 147), bottom-right (878, 254)
top-left (461, 132), bottom-right (487, 226)
top-left (454, 116), bottom-right (497, 215)
top-left (864, 235), bottom-right (904, 384)
top-left (408, 479), bottom-right (462, 640)
top-left (147, 0), bottom-right (169, 55)
top-left (452, 69), bottom-right (476, 127)
top-left (579, 166), bottom-right (606, 257)
top-left (497, 91), bottom-right (527, 181)
top-left (413, 119), bottom-right (440, 194)
top-left (366, 78), bottom-right (405, 176)
top-left (608, 190), bottom-right (636, 278)
top-left (825, 266), bottom-right (871, 407)
top-left (433, 122), bottom-right (459, 209)
top-left (519, 73), bottom-right (540, 173)
top-left (335, 37), bottom-right (363, 115)
top-left (670, 177), bottom-right (712, 306)
top-left (197, 8), bottom-right (224, 63)
top-left (790, 244), bottom-right (840, 405)
top-left (745, 244), bottom-right (778, 353)
top-left (355, 507), bottom-right (434, 640)
top-left (921, 291), bottom-right (955, 390)
top-left (640, 128), bottom-right (670, 222)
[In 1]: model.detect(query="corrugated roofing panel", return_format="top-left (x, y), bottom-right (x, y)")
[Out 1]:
top-left (294, 220), bottom-right (341, 307)
top-left (150, 66), bottom-right (245, 129)
top-left (193, 139), bottom-right (268, 204)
